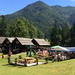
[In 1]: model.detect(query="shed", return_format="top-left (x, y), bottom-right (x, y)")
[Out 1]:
top-left (2, 37), bottom-right (15, 45)
top-left (2, 37), bottom-right (15, 54)
top-left (17, 38), bottom-right (34, 46)
top-left (12, 37), bottom-right (34, 53)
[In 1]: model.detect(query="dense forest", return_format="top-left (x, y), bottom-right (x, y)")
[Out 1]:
top-left (0, 15), bottom-right (44, 38)
top-left (5, 1), bottom-right (75, 38)
top-left (0, 15), bottom-right (75, 47)
top-left (48, 21), bottom-right (75, 47)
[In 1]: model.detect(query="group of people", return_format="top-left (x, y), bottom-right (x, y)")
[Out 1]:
top-left (1, 50), bottom-right (12, 59)
top-left (48, 51), bottom-right (68, 63)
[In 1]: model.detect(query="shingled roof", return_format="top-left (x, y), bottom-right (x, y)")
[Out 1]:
top-left (6, 37), bottom-right (15, 43)
top-left (32, 38), bottom-right (50, 46)
top-left (2, 37), bottom-right (15, 45)
top-left (0, 37), bottom-right (6, 44)
top-left (16, 37), bottom-right (34, 45)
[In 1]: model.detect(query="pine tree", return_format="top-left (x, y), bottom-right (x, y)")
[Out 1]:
top-left (0, 15), bottom-right (9, 36)
top-left (61, 23), bottom-right (71, 46)
top-left (48, 21), bottom-right (62, 46)
top-left (70, 22), bottom-right (75, 46)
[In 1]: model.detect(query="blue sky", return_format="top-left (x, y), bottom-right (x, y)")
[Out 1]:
top-left (0, 0), bottom-right (75, 15)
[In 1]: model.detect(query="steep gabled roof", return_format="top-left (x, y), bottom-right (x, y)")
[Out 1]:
top-left (0, 37), bottom-right (6, 44)
top-left (32, 38), bottom-right (50, 46)
top-left (16, 37), bottom-right (34, 45)
top-left (6, 37), bottom-right (15, 43)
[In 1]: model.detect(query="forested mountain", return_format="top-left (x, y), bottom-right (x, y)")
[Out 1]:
top-left (0, 15), bottom-right (44, 38)
top-left (5, 1), bottom-right (75, 37)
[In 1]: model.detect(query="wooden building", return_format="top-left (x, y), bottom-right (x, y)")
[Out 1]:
top-left (0, 37), bottom-right (6, 53)
top-left (2, 37), bottom-right (15, 53)
top-left (32, 38), bottom-right (50, 47)
top-left (12, 37), bottom-right (34, 53)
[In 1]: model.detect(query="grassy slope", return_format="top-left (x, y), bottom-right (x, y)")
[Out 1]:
top-left (0, 54), bottom-right (75, 75)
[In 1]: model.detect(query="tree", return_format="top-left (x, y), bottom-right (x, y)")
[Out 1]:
top-left (48, 21), bottom-right (62, 46)
top-left (70, 22), bottom-right (75, 46)
top-left (9, 17), bottom-right (44, 38)
top-left (0, 15), bottom-right (9, 36)
top-left (37, 29), bottom-right (44, 38)
top-left (61, 23), bottom-right (71, 46)
top-left (10, 17), bottom-right (29, 37)
top-left (0, 16), bottom-right (45, 38)
top-left (28, 22), bottom-right (37, 38)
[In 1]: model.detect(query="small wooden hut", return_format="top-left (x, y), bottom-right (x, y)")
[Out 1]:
top-left (0, 37), bottom-right (6, 53)
top-left (32, 38), bottom-right (50, 47)
top-left (2, 37), bottom-right (15, 53)
top-left (12, 37), bottom-right (34, 53)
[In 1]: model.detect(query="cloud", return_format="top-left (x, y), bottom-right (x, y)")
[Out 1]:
top-left (70, 0), bottom-right (75, 1)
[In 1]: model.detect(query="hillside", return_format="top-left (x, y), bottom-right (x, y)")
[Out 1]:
top-left (5, 1), bottom-right (75, 37)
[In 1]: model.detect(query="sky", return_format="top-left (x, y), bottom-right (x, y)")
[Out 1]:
top-left (0, 0), bottom-right (75, 15)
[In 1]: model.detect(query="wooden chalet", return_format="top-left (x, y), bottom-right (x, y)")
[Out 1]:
top-left (0, 37), bottom-right (6, 53)
top-left (12, 37), bottom-right (34, 53)
top-left (2, 37), bottom-right (15, 53)
top-left (32, 38), bottom-right (50, 47)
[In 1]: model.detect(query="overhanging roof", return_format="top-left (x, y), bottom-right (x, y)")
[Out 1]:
top-left (0, 37), bottom-right (6, 44)
top-left (32, 38), bottom-right (50, 46)
top-left (6, 37), bottom-right (15, 43)
top-left (16, 37), bottom-right (34, 45)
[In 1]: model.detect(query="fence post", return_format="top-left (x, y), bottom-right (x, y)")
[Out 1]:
top-left (8, 57), bottom-right (11, 64)
top-left (15, 58), bottom-right (17, 66)
top-left (45, 57), bottom-right (48, 64)
top-left (36, 58), bottom-right (38, 65)
top-left (24, 59), bottom-right (27, 67)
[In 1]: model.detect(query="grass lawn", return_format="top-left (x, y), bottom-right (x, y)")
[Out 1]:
top-left (0, 54), bottom-right (75, 75)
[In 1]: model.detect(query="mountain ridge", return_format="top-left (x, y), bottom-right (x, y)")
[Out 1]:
top-left (5, 1), bottom-right (75, 37)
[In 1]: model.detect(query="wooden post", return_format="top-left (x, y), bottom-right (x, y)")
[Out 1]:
top-left (45, 57), bottom-right (48, 64)
top-left (8, 57), bottom-right (11, 64)
top-left (24, 59), bottom-right (27, 67)
top-left (36, 58), bottom-right (38, 65)
top-left (15, 58), bottom-right (17, 66)
top-left (19, 55), bottom-right (22, 59)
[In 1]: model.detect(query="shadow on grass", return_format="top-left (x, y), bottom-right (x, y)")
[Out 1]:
top-left (2, 63), bottom-right (47, 68)
top-left (2, 64), bottom-right (16, 67)
top-left (2, 63), bottom-right (36, 68)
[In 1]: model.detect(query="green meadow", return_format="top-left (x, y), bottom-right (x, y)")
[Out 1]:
top-left (0, 54), bottom-right (75, 75)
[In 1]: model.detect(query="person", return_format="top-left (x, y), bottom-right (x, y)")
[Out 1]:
top-left (26, 47), bottom-right (29, 57)
top-left (2, 47), bottom-right (5, 53)
top-left (2, 54), bottom-right (4, 59)
top-left (42, 51), bottom-right (45, 57)
top-left (55, 53), bottom-right (58, 61)
top-left (52, 52), bottom-right (55, 63)
top-left (48, 48), bottom-right (50, 56)
top-left (0, 47), bottom-right (2, 53)
top-left (26, 50), bottom-right (29, 57)
top-left (33, 50), bottom-right (36, 55)
top-left (57, 53), bottom-right (61, 62)
top-left (8, 50), bottom-right (12, 57)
